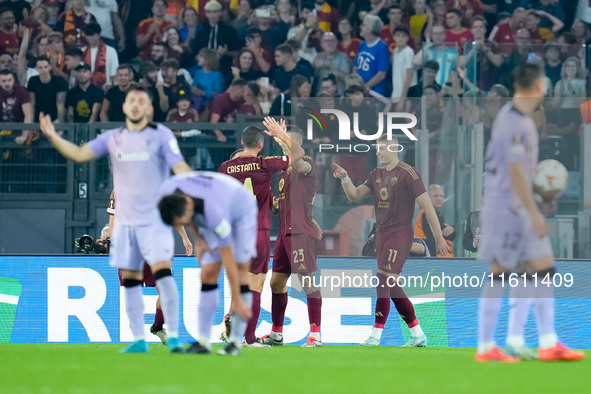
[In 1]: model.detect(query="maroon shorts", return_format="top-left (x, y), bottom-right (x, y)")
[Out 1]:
top-left (118, 262), bottom-right (156, 287)
top-left (272, 234), bottom-right (318, 274)
top-left (250, 229), bottom-right (271, 274)
top-left (376, 225), bottom-right (413, 275)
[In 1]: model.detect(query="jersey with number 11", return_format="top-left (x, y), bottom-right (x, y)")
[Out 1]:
top-left (218, 155), bottom-right (289, 230)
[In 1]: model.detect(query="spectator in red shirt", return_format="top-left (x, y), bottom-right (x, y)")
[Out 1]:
top-left (445, 8), bottom-right (472, 54)
top-left (0, 8), bottom-right (21, 57)
top-left (136, 0), bottom-right (174, 61)
top-left (210, 78), bottom-right (246, 141)
top-left (489, 7), bottom-right (526, 53)
top-left (380, 5), bottom-right (404, 53)
top-left (337, 18), bottom-right (361, 62)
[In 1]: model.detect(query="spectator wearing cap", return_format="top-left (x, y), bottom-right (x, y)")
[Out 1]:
top-left (136, 0), bottom-right (174, 61)
top-left (139, 61), bottom-right (167, 121)
top-left (166, 88), bottom-right (199, 122)
top-left (83, 23), bottom-right (119, 89)
top-left (313, 31), bottom-right (350, 95)
top-left (272, 43), bottom-right (311, 93)
top-left (85, 0), bottom-right (125, 51)
top-left (525, 10), bottom-right (563, 43)
top-left (489, 7), bottom-right (527, 53)
top-left (192, 1), bottom-right (240, 76)
top-left (445, 8), bottom-right (473, 55)
top-left (464, 16), bottom-right (502, 93)
top-left (56, 0), bottom-right (97, 50)
top-left (65, 62), bottom-right (104, 123)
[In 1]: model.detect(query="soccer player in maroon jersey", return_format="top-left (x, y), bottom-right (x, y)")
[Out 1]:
top-left (218, 119), bottom-right (304, 346)
top-left (262, 125), bottom-right (325, 347)
top-left (333, 134), bottom-right (449, 347)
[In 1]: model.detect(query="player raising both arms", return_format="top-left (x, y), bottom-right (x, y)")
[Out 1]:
top-left (218, 121), bottom-right (304, 346)
top-left (476, 63), bottom-right (585, 362)
top-left (40, 84), bottom-right (192, 353)
top-left (262, 125), bottom-right (324, 348)
top-left (333, 134), bottom-right (448, 347)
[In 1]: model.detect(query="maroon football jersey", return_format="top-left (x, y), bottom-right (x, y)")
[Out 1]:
top-left (218, 155), bottom-right (289, 230)
top-left (278, 156), bottom-right (317, 236)
top-left (166, 108), bottom-right (199, 123)
top-left (363, 161), bottom-right (426, 229)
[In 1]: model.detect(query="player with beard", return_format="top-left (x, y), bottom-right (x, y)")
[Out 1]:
top-left (218, 120), bottom-right (304, 346)
top-left (40, 83), bottom-right (192, 353)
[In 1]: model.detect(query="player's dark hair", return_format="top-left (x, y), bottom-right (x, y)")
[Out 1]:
top-left (126, 83), bottom-right (154, 101)
top-left (153, 41), bottom-right (169, 50)
top-left (229, 148), bottom-right (244, 160)
top-left (158, 194), bottom-right (186, 226)
top-left (242, 125), bottom-right (264, 148)
top-left (154, 0), bottom-right (169, 8)
top-left (247, 81), bottom-right (260, 96)
top-left (393, 24), bottom-right (410, 36)
top-left (322, 74), bottom-right (337, 85)
top-left (0, 69), bottom-right (13, 76)
top-left (161, 58), bottom-right (180, 71)
top-left (117, 63), bottom-right (135, 75)
top-left (84, 22), bottom-right (101, 36)
top-left (346, 85), bottom-right (365, 95)
top-left (424, 83), bottom-right (441, 93)
top-left (231, 78), bottom-right (248, 87)
top-left (471, 15), bottom-right (487, 28)
top-left (65, 48), bottom-right (84, 59)
top-left (513, 62), bottom-right (544, 92)
top-left (0, 7), bottom-right (14, 16)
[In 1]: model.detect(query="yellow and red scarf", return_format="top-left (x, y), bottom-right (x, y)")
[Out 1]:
top-left (85, 40), bottom-right (107, 87)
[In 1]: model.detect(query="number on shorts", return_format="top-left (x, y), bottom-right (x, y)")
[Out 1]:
top-left (502, 232), bottom-right (522, 250)
top-left (292, 248), bottom-right (305, 263)
top-left (388, 249), bottom-right (398, 262)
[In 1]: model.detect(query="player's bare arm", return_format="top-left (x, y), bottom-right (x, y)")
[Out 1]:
top-left (40, 112), bottom-right (97, 163)
top-left (416, 192), bottom-right (449, 255)
top-left (218, 245), bottom-right (252, 321)
top-left (262, 116), bottom-right (305, 166)
top-left (508, 162), bottom-right (548, 237)
top-left (333, 163), bottom-right (371, 202)
top-left (175, 225), bottom-right (193, 256)
top-left (172, 160), bottom-right (192, 174)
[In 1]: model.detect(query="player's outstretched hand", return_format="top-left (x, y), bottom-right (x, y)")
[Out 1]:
top-left (230, 298), bottom-right (252, 321)
top-left (332, 163), bottom-right (348, 179)
top-left (531, 211), bottom-right (549, 237)
top-left (39, 112), bottom-right (57, 141)
top-left (435, 236), bottom-right (449, 256)
top-left (262, 116), bottom-right (285, 138)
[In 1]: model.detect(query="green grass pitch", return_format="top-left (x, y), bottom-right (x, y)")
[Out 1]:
top-left (0, 344), bottom-right (588, 393)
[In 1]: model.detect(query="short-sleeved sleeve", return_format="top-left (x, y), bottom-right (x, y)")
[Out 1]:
top-left (158, 126), bottom-right (184, 168)
top-left (504, 123), bottom-right (527, 164)
top-left (87, 129), bottom-right (116, 158)
top-left (362, 168), bottom-right (376, 193)
top-left (262, 156), bottom-right (289, 173)
top-left (210, 94), bottom-right (226, 116)
top-left (17, 86), bottom-right (30, 104)
top-left (377, 43), bottom-right (390, 72)
top-left (408, 169), bottom-right (427, 198)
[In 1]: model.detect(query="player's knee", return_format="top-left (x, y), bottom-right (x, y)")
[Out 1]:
top-left (122, 278), bottom-right (143, 287)
top-left (270, 278), bottom-right (288, 293)
top-left (154, 268), bottom-right (172, 280)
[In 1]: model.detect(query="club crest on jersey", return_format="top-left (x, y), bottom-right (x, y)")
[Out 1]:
top-left (380, 187), bottom-right (388, 201)
top-left (376, 177), bottom-right (382, 183)
top-left (279, 178), bottom-right (285, 192)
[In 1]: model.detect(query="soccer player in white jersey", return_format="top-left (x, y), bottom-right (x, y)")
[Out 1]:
top-left (476, 63), bottom-right (584, 362)
top-left (39, 84), bottom-right (192, 353)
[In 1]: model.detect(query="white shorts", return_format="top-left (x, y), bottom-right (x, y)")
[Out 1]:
top-left (479, 205), bottom-right (554, 270)
top-left (199, 209), bottom-right (257, 266)
top-left (109, 221), bottom-right (174, 270)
